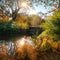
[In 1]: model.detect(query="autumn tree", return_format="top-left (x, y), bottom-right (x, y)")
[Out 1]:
top-left (0, 8), bottom-right (9, 22)
top-left (29, 15), bottom-right (43, 27)
top-left (0, 0), bottom-right (60, 20)
top-left (38, 10), bottom-right (60, 41)
top-left (15, 14), bottom-right (29, 29)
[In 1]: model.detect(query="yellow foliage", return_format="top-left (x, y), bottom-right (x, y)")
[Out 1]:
top-left (0, 15), bottom-right (9, 23)
top-left (16, 15), bottom-right (28, 23)
top-left (19, 23), bottom-right (28, 29)
top-left (52, 42), bottom-right (58, 49)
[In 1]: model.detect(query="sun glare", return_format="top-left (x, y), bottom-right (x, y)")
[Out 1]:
top-left (21, 2), bottom-right (27, 8)
top-left (19, 40), bottom-right (25, 46)
top-left (18, 38), bottom-right (25, 46)
top-left (29, 9), bottom-right (37, 15)
top-left (16, 37), bottom-right (33, 47)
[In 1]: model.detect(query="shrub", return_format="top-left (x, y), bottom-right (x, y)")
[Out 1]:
top-left (40, 40), bottom-right (51, 51)
top-left (39, 10), bottom-right (60, 41)
top-left (36, 38), bottom-right (51, 52)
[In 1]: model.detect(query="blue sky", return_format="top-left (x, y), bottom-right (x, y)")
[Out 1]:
top-left (28, 0), bottom-right (59, 17)
top-left (28, 4), bottom-right (55, 18)
top-left (0, 0), bottom-right (58, 18)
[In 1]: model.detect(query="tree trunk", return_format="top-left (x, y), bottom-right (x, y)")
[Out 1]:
top-left (12, 9), bottom-right (19, 20)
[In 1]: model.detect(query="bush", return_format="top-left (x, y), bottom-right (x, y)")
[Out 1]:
top-left (40, 40), bottom-right (51, 51)
top-left (0, 21), bottom-right (21, 36)
top-left (36, 38), bottom-right (51, 52)
top-left (39, 10), bottom-right (60, 41)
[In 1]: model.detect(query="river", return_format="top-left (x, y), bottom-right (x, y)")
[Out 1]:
top-left (0, 36), bottom-right (34, 56)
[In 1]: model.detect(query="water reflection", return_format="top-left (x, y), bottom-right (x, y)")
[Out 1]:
top-left (16, 36), bottom-right (33, 47)
top-left (0, 41), bottom-right (15, 56)
top-left (0, 36), bottom-right (34, 56)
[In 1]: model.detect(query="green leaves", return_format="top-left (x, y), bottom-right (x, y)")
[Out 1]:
top-left (39, 10), bottom-right (60, 41)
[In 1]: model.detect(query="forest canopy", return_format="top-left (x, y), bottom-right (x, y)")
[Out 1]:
top-left (0, 0), bottom-right (60, 20)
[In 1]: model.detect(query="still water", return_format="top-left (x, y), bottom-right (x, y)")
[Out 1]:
top-left (0, 36), bottom-right (34, 56)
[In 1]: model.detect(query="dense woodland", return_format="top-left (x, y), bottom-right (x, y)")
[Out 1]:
top-left (0, 0), bottom-right (60, 60)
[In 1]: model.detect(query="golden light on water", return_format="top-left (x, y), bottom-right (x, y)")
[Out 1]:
top-left (19, 39), bottom-right (25, 46)
top-left (16, 37), bottom-right (33, 47)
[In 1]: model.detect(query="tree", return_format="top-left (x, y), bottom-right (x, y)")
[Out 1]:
top-left (0, 8), bottom-right (9, 22)
top-left (0, 0), bottom-right (60, 20)
top-left (0, 0), bottom-right (32, 20)
top-left (38, 10), bottom-right (60, 41)
top-left (29, 15), bottom-right (42, 27)
top-left (15, 14), bottom-right (30, 29)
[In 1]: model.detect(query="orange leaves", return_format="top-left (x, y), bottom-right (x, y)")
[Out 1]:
top-left (0, 52), bottom-right (9, 60)
top-left (15, 15), bottom-right (30, 29)
top-left (15, 42), bottom-right (37, 60)
top-left (16, 15), bottom-right (28, 23)
top-left (0, 15), bottom-right (9, 23)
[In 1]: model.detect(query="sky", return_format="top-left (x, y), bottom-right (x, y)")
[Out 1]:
top-left (0, 0), bottom-right (59, 18)
top-left (19, 2), bottom-right (55, 16)
top-left (19, 0), bottom-right (58, 18)
top-left (28, 3), bottom-right (56, 18)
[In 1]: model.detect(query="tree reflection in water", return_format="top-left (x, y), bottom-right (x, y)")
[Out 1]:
top-left (0, 36), bottom-right (34, 56)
